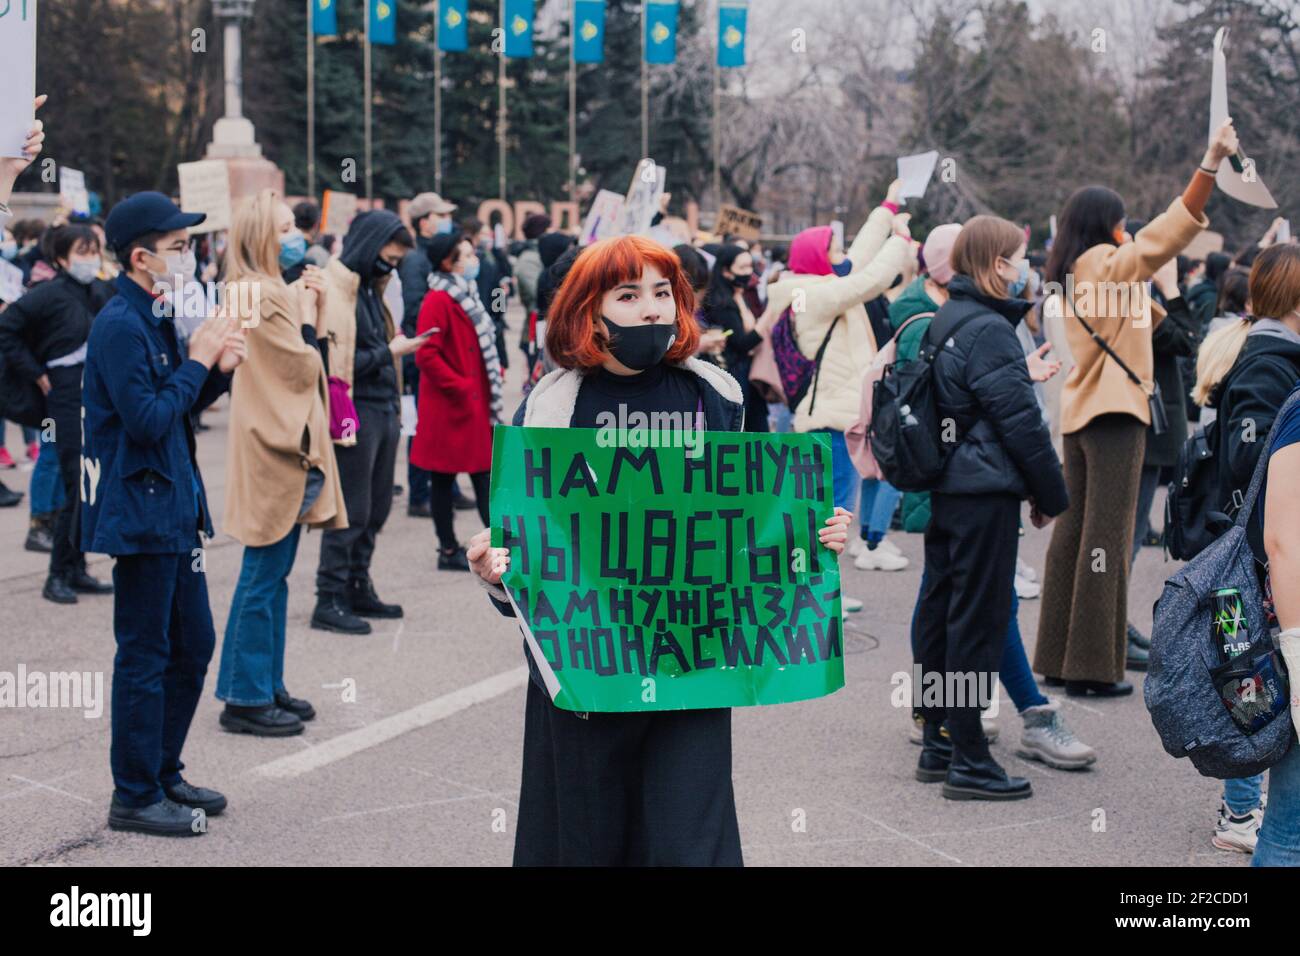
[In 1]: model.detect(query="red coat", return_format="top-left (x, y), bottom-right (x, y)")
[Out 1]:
top-left (410, 289), bottom-right (494, 474)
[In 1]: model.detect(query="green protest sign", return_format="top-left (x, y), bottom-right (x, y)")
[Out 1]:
top-left (489, 426), bottom-right (845, 712)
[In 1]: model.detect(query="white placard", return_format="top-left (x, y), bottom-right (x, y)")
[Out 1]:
top-left (1210, 28), bottom-right (1277, 209)
top-left (613, 159), bottom-right (666, 237)
top-left (0, 257), bottom-right (24, 303)
top-left (322, 190), bottom-right (358, 236)
top-left (579, 189), bottom-right (624, 245)
top-left (60, 167), bottom-right (89, 217)
top-left (400, 394), bottom-right (418, 437)
top-left (1280, 219), bottom-right (1292, 244)
top-left (896, 150), bottom-right (939, 204)
top-left (177, 160), bottom-right (232, 234)
top-left (0, 0), bottom-right (36, 159)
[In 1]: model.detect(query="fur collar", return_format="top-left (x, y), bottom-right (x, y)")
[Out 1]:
top-left (522, 357), bottom-right (743, 427)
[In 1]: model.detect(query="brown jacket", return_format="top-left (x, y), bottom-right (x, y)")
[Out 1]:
top-left (223, 279), bottom-right (348, 547)
top-left (1058, 196), bottom-right (1208, 435)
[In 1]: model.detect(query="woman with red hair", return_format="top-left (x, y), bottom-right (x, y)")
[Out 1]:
top-left (467, 235), bottom-right (852, 865)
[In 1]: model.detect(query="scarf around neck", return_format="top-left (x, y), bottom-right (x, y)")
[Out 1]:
top-left (428, 270), bottom-right (504, 421)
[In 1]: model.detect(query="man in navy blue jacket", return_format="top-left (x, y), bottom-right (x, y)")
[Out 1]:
top-left (83, 192), bottom-right (245, 836)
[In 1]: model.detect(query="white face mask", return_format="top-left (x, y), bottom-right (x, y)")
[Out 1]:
top-left (144, 248), bottom-right (197, 301)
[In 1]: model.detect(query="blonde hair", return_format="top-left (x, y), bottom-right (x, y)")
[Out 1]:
top-left (1192, 318), bottom-right (1251, 407)
top-left (224, 189), bottom-right (289, 322)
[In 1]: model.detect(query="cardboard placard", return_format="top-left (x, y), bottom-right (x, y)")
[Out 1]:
top-left (613, 159), bottom-right (666, 237)
top-left (59, 167), bottom-right (89, 217)
top-left (322, 190), bottom-right (358, 236)
top-left (0, 0), bottom-right (36, 159)
top-left (579, 189), bottom-right (625, 245)
top-left (177, 160), bottom-right (232, 234)
top-left (715, 203), bottom-right (763, 241)
top-left (895, 150), bottom-right (939, 204)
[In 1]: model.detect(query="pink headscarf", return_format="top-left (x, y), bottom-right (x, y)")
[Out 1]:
top-left (788, 225), bottom-right (834, 276)
top-left (921, 223), bottom-right (962, 286)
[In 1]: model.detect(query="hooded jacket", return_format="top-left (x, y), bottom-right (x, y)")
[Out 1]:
top-left (1210, 329), bottom-right (1300, 505)
top-left (928, 275), bottom-right (1069, 514)
top-left (888, 276), bottom-right (943, 364)
top-left (318, 210), bottom-right (406, 425)
top-left (762, 206), bottom-right (912, 433)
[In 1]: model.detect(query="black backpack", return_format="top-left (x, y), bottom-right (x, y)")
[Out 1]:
top-left (869, 308), bottom-right (976, 493)
top-left (1165, 417), bottom-right (1237, 561)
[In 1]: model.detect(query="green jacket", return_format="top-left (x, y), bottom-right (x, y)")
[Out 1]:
top-left (888, 277), bottom-right (942, 363)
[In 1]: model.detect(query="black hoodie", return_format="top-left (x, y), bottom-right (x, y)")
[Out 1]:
top-left (1211, 328), bottom-right (1300, 503)
top-left (339, 210), bottom-right (407, 409)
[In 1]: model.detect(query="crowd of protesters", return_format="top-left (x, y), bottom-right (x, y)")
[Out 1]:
top-left (6, 97), bottom-right (1300, 866)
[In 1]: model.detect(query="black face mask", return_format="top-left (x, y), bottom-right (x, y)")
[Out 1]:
top-left (601, 317), bottom-right (677, 371)
top-left (729, 272), bottom-right (751, 289)
top-left (373, 257), bottom-right (395, 276)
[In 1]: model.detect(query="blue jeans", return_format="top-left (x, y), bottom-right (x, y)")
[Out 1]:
top-left (28, 431), bottom-right (65, 515)
top-left (1224, 774), bottom-right (1264, 817)
top-left (910, 571), bottom-right (1049, 714)
top-left (1254, 745), bottom-right (1300, 866)
top-left (816, 429), bottom-right (860, 514)
top-left (216, 524), bottom-right (303, 706)
top-left (111, 542), bottom-right (216, 807)
top-left (859, 479), bottom-right (902, 543)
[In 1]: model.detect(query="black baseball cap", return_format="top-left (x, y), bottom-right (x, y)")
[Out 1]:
top-left (104, 191), bottom-right (206, 253)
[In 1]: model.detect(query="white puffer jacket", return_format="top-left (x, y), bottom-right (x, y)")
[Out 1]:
top-left (763, 206), bottom-right (914, 433)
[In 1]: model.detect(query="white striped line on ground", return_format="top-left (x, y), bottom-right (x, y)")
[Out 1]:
top-left (251, 666), bottom-right (529, 780)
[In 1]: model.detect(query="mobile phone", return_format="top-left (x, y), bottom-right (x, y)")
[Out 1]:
top-left (415, 326), bottom-right (440, 340)
top-left (831, 220), bottom-right (845, 252)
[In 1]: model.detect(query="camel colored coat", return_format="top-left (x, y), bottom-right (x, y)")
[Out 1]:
top-left (223, 279), bottom-right (348, 547)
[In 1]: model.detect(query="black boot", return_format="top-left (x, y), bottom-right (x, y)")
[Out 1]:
top-left (69, 567), bottom-right (113, 594)
top-left (108, 796), bottom-right (204, 837)
top-left (0, 480), bottom-right (22, 508)
top-left (942, 711), bottom-right (1032, 801)
top-left (348, 577), bottom-right (403, 619)
top-left (219, 703), bottom-right (304, 736)
top-left (310, 592), bottom-right (372, 634)
top-left (25, 514), bottom-right (53, 553)
top-left (42, 574), bottom-right (77, 605)
top-left (438, 546), bottom-right (471, 571)
top-left (274, 689), bottom-right (316, 721)
top-left (1065, 679), bottom-right (1133, 698)
top-left (915, 718), bottom-right (953, 783)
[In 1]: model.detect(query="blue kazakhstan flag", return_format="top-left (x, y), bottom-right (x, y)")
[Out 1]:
top-left (718, 0), bottom-right (748, 68)
top-left (644, 1), bottom-right (678, 65)
top-left (439, 0), bottom-right (469, 52)
top-left (312, 0), bottom-right (337, 37)
top-left (573, 0), bottom-right (606, 64)
top-left (504, 0), bottom-right (535, 58)
top-left (369, 0), bottom-right (397, 46)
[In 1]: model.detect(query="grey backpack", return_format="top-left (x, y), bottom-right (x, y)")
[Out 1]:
top-left (1144, 391), bottom-right (1298, 779)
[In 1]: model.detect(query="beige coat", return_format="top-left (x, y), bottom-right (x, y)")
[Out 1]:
top-left (1058, 196), bottom-right (1208, 435)
top-left (317, 258), bottom-right (402, 446)
top-left (223, 280), bottom-right (347, 547)
top-left (762, 206), bottom-right (914, 432)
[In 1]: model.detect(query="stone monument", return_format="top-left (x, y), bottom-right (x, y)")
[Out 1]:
top-left (204, 0), bottom-right (284, 199)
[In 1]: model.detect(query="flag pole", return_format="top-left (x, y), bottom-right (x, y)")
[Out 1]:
top-left (364, 0), bottom-right (374, 201)
top-left (498, 0), bottom-right (507, 201)
top-left (712, 10), bottom-right (720, 210)
top-left (307, 0), bottom-right (316, 201)
top-left (640, 0), bottom-right (648, 158)
top-left (434, 2), bottom-right (443, 194)
top-left (568, 0), bottom-right (577, 203)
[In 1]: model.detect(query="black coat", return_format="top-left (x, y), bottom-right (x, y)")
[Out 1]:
top-left (0, 272), bottom-right (113, 384)
top-left (1145, 294), bottom-right (1198, 467)
top-left (1211, 330), bottom-right (1300, 505)
top-left (928, 275), bottom-right (1069, 515)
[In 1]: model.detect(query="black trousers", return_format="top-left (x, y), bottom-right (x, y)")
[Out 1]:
top-left (316, 401), bottom-right (400, 596)
top-left (514, 678), bottom-right (744, 867)
top-left (430, 470), bottom-right (489, 550)
top-left (912, 492), bottom-right (1020, 734)
top-left (47, 366), bottom-right (85, 579)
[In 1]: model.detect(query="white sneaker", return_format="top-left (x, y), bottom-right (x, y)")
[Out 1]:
top-left (1016, 701), bottom-right (1097, 769)
top-left (1212, 802), bottom-right (1260, 854)
top-left (1014, 571), bottom-right (1040, 600)
top-left (855, 547), bottom-right (909, 572)
top-left (841, 595), bottom-right (863, 613)
top-left (848, 537), bottom-right (866, 558)
top-left (878, 537), bottom-right (903, 556)
top-left (1016, 557), bottom-right (1038, 583)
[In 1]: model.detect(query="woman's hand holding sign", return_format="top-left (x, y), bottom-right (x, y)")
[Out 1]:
top-left (468, 528), bottom-right (510, 586)
top-left (819, 506), bottom-right (853, 555)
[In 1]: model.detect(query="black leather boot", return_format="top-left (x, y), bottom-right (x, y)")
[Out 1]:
top-left (348, 577), bottom-right (404, 619)
top-left (311, 592), bottom-right (372, 634)
top-left (942, 710), bottom-right (1032, 801)
top-left (915, 718), bottom-right (953, 783)
top-left (219, 703), bottom-right (304, 736)
top-left (25, 514), bottom-right (53, 553)
top-left (42, 574), bottom-right (77, 605)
